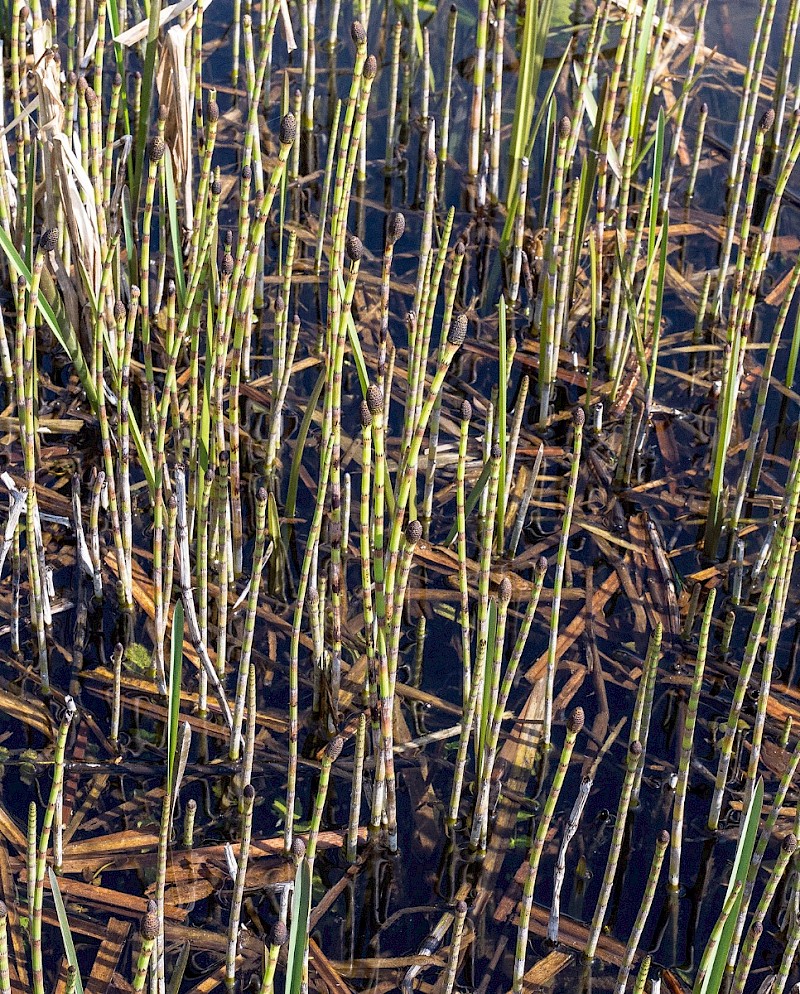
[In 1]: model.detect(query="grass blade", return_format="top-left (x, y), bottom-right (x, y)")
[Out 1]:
top-left (0, 225), bottom-right (96, 408)
top-left (285, 856), bottom-right (312, 994)
top-left (48, 868), bottom-right (85, 994)
top-left (164, 152), bottom-right (186, 305)
top-left (693, 778), bottom-right (763, 994)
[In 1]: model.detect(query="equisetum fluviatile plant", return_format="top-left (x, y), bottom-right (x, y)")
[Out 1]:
top-left (3, 0), bottom-right (800, 993)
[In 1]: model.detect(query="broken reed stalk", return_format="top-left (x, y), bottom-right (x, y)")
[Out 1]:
top-left (110, 642), bottom-right (123, 744)
top-left (548, 774), bottom-right (592, 944)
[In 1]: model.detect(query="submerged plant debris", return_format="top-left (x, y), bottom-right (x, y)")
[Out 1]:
top-left (2, 1), bottom-right (800, 993)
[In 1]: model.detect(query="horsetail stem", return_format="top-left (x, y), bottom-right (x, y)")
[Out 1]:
top-left (131, 902), bottom-right (158, 994)
top-left (0, 903), bottom-right (9, 994)
top-left (230, 488), bottom-right (269, 759)
top-left (470, 441), bottom-right (501, 765)
top-left (286, 433), bottom-right (335, 855)
top-left (467, 0), bottom-right (490, 176)
top-left (470, 576), bottom-right (512, 852)
top-left (456, 399), bottom-right (472, 698)
top-left (442, 900), bottom-right (468, 994)
top-left (226, 784), bottom-right (255, 990)
top-left (183, 799), bottom-right (197, 849)
top-left (709, 440), bottom-right (800, 830)
top-left (544, 408), bottom-right (584, 747)
top-left (260, 921), bottom-right (288, 994)
top-left (730, 833), bottom-right (798, 994)
top-left (440, 4), bottom-right (457, 174)
top-left (685, 101), bottom-right (709, 204)
top-left (242, 665), bottom-right (258, 793)
top-left (26, 801), bottom-right (36, 922)
top-left (31, 698), bottom-right (76, 994)
top-left (513, 708), bottom-right (584, 993)
top-left (775, 910), bottom-right (800, 994)
top-left (585, 740), bottom-right (643, 961)
top-left (670, 590), bottom-right (714, 888)
top-left (307, 737), bottom-right (343, 867)
top-left (614, 830), bottom-right (669, 994)
top-left (347, 713), bottom-right (367, 862)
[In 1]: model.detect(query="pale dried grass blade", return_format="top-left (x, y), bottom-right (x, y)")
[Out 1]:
top-left (114, 0), bottom-right (213, 46)
top-left (156, 23), bottom-right (194, 230)
top-left (49, 133), bottom-right (103, 298)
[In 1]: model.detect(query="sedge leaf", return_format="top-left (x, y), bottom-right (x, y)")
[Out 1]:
top-left (285, 857), bottom-right (312, 994)
top-left (48, 868), bottom-right (85, 994)
top-left (693, 778), bottom-right (763, 994)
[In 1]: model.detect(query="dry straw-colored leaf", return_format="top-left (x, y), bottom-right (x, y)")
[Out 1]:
top-left (156, 23), bottom-right (194, 231)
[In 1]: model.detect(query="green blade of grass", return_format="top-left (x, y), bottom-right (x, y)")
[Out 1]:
top-left (478, 598), bottom-right (497, 773)
top-left (648, 109), bottom-right (665, 265)
top-left (199, 299), bottom-right (213, 476)
top-left (285, 856), bottom-right (312, 994)
top-left (0, 225), bottom-right (96, 408)
top-left (501, 0), bottom-right (557, 252)
top-left (285, 368), bottom-right (326, 525)
top-left (132, 0), bottom-right (164, 208)
top-left (613, 233), bottom-right (651, 394)
top-left (164, 151), bottom-right (187, 305)
top-left (628, 0), bottom-right (658, 153)
top-left (337, 274), bottom-right (369, 399)
top-left (646, 207), bottom-right (669, 407)
top-left (572, 130), bottom-right (599, 295)
top-left (0, 223), bottom-right (156, 493)
top-left (48, 868), bottom-right (85, 994)
top-left (445, 455), bottom-right (493, 546)
top-left (693, 778), bottom-right (763, 994)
